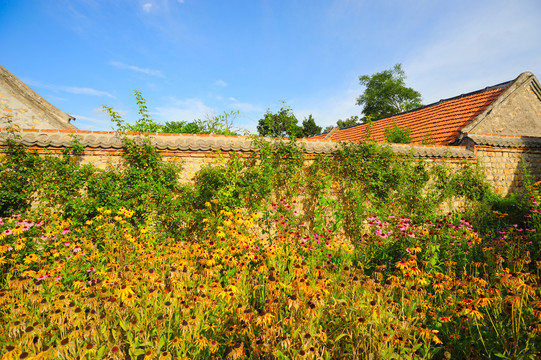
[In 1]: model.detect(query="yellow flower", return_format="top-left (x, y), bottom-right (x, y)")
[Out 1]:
top-left (117, 284), bottom-right (135, 301)
top-left (104, 209), bottom-right (112, 215)
top-left (23, 253), bottom-right (39, 264)
top-left (14, 241), bottom-right (26, 251)
top-left (409, 246), bottom-right (422, 254)
top-left (195, 334), bottom-right (208, 349)
top-left (11, 226), bottom-right (24, 236)
top-left (205, 201), bottom-right (212, 208)
top-left (208, 340), bottom-right (219, 353)
top-left (0, 256), bottom-right (7, 265)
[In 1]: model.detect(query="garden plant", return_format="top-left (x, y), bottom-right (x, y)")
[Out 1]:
top-left (1, 110), bottom-right (540, 359)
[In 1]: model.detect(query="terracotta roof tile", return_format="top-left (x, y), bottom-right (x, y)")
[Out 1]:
top-left (321, 83), bottom-right (510, 145)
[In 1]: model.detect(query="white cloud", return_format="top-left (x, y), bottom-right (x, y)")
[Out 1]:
top-left (24, 79), bottom-right (115, 98)
top-left (73, 115), bottom-right (108, 125)
top-left (65, 87), bottom-right (115, 98)
top-left (109, 61), bottom-right (164, 77)
top-left (92, 107), bottom-right (128, 117)
top-left (213, 79), bottom-right (227, 87)
top-left (156, 98), bottom-right (215, 122)
top-left (404, 1), bottom-right (541, 104)
top-left (229, 102), bottom-right (264, 114)
top-left (142, 3), bottom-right (152, 12)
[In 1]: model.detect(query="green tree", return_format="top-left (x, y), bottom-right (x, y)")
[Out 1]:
top-left (257, 104), bottom-right (302, 138)
top-left (301, 115), bottom-right (322, 137)
top-left (356, 64), bottom-right (422, 120)
top-left (322, 115), bottom-right (361, 133)
top-left (337, 115), bottom-right (361, 129)
top-left (162, 111), bottom-right (239, 135)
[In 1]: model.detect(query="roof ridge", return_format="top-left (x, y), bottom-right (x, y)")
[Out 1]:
top-left (364, 79), bottom-right (513, 124)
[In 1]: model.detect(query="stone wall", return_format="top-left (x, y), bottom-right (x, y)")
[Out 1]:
top-left (1, 129), bottom-right (541, 195)
top-left (0, 65), bottom-right (77, 130)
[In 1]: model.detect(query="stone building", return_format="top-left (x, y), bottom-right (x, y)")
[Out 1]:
top-left (311, 72), bottom-right (541, 145)
top-left (0, 65), bottom-right (77, 130)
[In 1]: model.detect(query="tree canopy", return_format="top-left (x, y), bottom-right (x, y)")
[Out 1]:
top-left (257, 105), bottom-right (320, 138)
top-left (356, 64), bottom-right (422, 121)
top-left (323, 115), bottom-right (361, 133)
top-left (301, 115), bottom-right (322, 137)
top-left (162, 111), bottom-right (239, 135)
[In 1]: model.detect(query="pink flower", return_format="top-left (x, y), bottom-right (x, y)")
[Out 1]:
top-left (54, 276), bottom-right (63, 281)
top-left (65, 242), bottom-right (71, 247)
top-left (61, 227), bottom-right (71, 234)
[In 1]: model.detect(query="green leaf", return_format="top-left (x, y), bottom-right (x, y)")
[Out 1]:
top-left (97, 345), bottom-right (107, 359)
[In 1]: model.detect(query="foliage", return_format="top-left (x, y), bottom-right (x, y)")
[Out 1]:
top-left (1, 189), bottom-right (540, 359)
top-left (337, 115), bottom-right (361, 129)
top-left (323, 115), bottom-right (361, 133)
top-left (384, 122), bottom-right (413, 144)
top-left (421, 132), bottom-right (436, 145)
top-left (356, 63), bottom-right (423, 120)
top-left (257, 104), bottom-right (303, 138)
top-left (162, 111), bottom-right (240, 135)
top-left (0, 119), bottom-right (42, 216)
top-left (300, 115), bottom-right (322, 137)
top-left (3, 106), bottom-right (541, 358)
top-left (104, 91), bottom-right (163, 133)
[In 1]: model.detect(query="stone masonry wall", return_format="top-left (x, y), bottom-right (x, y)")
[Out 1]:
top-left (2, 129), bottom-right (540, 197)
top-left (476, 145), bottom-right (541, 194)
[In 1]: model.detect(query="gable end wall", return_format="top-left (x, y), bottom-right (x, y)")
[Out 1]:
top-left (467, 82), bottom-right (541, 136)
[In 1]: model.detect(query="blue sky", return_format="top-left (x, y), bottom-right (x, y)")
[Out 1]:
top-left (1, 0), bottom-right (540, 133)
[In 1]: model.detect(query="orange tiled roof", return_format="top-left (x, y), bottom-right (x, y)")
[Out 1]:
top-left (316, 81), bottom-right (512, 145)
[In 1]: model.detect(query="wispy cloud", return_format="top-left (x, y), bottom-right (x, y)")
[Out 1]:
top-left (229, 101), bottom-right (264, 114)
top-left (405, 1), bottom-right (541, 103)
top-left (109, 61), bottom-right (164, 77)
top-left (73, 115), bottom-right (108, 125)
top-left (156, 98), bottom-right (215, 122)
top-left (213, 79), bottom-right (227, 87)
top-left (65, 87), bottom-right (115, 98)
top-left (25, 79), bottom-right (115, 98)
top-left (142, 3), bottom-right (153, 12)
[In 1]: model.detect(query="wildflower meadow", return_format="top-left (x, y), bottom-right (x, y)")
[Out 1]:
top-left (1, 125), bottom-right (540, 359)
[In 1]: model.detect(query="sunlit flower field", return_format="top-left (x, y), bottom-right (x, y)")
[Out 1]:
top-left (1, 191), bottom-right (540, 359)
